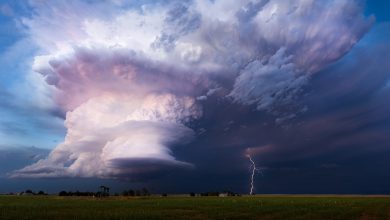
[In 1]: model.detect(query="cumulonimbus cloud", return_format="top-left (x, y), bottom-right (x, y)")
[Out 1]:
top-left (12, 0), bottom-right (373, 179)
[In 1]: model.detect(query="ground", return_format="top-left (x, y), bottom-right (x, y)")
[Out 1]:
top-left (1, 195), bottom-right (390, 220)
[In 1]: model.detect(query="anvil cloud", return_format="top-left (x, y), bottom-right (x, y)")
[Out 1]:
top-left (12, 0), bottom-right (373, 179)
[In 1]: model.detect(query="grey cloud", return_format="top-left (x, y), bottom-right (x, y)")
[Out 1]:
top-left (236, 0), bottom-right (270, 23)
top-left (228, 48), bottom-right (308, 111)
top-left (152, 1), bottom-right (201, 52)
top-left (0, 146), bottom-right (50, 177)
top-left (165, 2), bottom-right (201, 36)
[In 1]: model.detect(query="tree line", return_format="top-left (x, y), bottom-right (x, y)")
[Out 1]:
top-left (58, 191), bottom-right (98, 196)
top-left (14, 188), bottom-right (240, 197)
top-left (18, 189), bottom-right (48, 196)
top-left (57, 188), bottom-right (151, 197)
top-left (121, 188), bottom-right (150, 196)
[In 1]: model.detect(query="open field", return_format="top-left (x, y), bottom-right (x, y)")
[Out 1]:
top-left (1, 195), bottom-right (390, 220)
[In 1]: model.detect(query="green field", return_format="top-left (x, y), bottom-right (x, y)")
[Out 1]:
top-left (1, 195), bottom-right (390, 220)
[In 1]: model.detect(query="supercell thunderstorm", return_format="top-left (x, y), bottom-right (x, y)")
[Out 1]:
top-left (12, 0), bottom-right (373, 179)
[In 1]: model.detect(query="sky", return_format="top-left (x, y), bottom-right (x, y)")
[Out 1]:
top-left (0, 0), bottom-right (389, 194)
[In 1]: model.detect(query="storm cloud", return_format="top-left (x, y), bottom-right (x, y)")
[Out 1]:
top-left (12, 0), bottom-right (374, 182)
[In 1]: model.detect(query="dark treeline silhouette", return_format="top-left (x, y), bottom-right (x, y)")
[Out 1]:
top-left (58, 185), bottom-right (111, 197)
top-left (58, 191), bottom-right (97, 197)
top-left (19, 189), bottom-right (47, 195)
top-left (200, 192), bottom-right (220, 196)
top-left (200, 191), bottom-right (240, 197)
top-left (17, 188), bottom-right (240, 197)
top-left (160, 191), bottom-right (240, 197)
top-left (122, 188), bottom-right (150, 196)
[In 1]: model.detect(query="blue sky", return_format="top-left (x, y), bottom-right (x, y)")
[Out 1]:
top-left (366, 0), bottom-right (390, 21)
top-left (0, 0), bottom-right (390, 194)
top-left (0, 2), bottom-right (65, 149)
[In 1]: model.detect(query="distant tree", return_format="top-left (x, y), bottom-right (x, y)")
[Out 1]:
top-left (59, 191), bottom-right (68, 196)
top-left (142, 188), bottom-right (150, 196)
top-left (37, 191), bottom-right (46, 195)
top-left (222, 190), bottom-right (236, 196)
top-left (161, 193), bottom-right (167, 197)
top-left (135, 190), bottom-right (141, 197)
top-left (209, 192), bottom-right (219, 196)
top-left (25, 189), bottom-right (33, 194)
top-left (122, 189), bottom-right (136, 197)
top-left (200, 192), bottom-right (219, 196)
top-left (189, 192), bottom-right (195, 197)
top-left (58, 191), bottom-right (97, 197)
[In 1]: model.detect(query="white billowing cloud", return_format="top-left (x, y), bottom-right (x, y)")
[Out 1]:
top-left (13, 94), bottom-right (199, 178)
top-left (13, 0), bottom-right (372, 178)
top-left (65, 94), bottom-right (201, 138)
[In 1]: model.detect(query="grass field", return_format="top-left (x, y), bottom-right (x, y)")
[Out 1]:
top-left (1, 195), bottom-right (390, 220)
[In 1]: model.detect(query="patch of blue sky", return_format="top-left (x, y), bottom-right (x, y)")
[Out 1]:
top-left (356, 0), bottom-right (390, 49)
top-left (0, 105), bottom-right (65, 149)
top-left (365, 0), bottom-right (390, 22)
top-left (0, 2), bottom-right (65, 149)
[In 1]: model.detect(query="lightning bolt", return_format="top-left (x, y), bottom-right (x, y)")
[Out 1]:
top-left (247, 153), bottom-right (262, 195)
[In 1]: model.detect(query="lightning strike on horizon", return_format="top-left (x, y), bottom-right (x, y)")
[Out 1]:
top-left (247, 153), bottom-right (262, 195)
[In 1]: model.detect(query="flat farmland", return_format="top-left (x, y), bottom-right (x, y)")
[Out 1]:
top-left (1, 195), bottom-right (390, 220)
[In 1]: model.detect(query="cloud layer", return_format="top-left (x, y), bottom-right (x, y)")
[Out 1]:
top-left (13, 0), bottom-right (373, 179)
